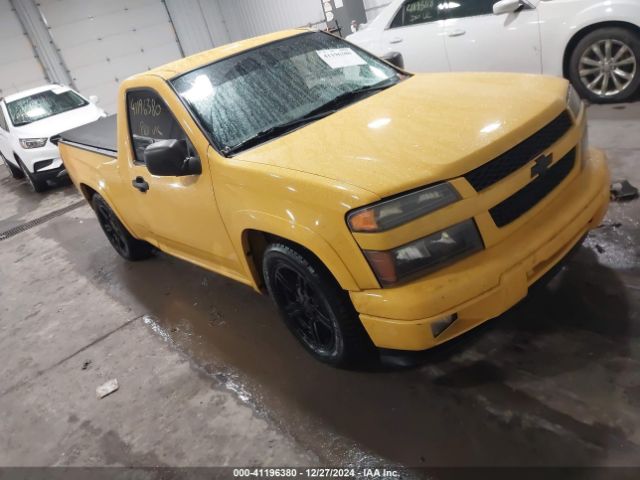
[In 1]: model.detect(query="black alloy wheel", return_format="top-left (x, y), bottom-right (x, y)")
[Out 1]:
top-left (91, 194), bottom-right (154, 261)
top-left (272, 262), bottom-right (339, 356)
top-left (263, 243), bottom-right (376, 367)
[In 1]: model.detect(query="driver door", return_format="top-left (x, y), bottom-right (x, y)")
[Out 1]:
top-left (125, 86), bottom-right (243, 277)
top-left (380, 0), bottom-right (450, 73)
top-left (442, 0), bottom-right (542, 73)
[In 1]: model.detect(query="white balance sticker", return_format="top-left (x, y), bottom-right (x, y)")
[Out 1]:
top-left (316, 48), bottom-right (367, 69)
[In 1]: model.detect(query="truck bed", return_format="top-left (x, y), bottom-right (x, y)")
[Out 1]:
top-left (59, 114), bottom-right (117, 156)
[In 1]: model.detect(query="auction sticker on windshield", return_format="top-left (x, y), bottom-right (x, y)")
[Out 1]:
top-left (317, 48), bottom-right (366, 69)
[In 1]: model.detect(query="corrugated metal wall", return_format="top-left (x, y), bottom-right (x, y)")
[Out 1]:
top-left (216, 0), bottom-right (325, 42)
top-left (164, 0), bottom-right (230, 56)
top-left (38, 0), bottom-right (184, 113)
top-left (0, 0), bottom-right (48, 97)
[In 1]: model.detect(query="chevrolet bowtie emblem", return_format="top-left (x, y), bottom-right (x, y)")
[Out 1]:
top-left (531, 153), bottom-right (553, 178)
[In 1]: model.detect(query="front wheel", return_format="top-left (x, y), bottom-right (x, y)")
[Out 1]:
top-left (92, 194), bottom-right (154, 261)
top-left (263, 243), bottom-right (376, 367)
top-left (569, 27), bottom-right (640, 103)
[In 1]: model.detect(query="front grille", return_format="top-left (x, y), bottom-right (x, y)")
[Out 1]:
top-left (465, 111), bottom-right (573, 191)
top-left (489, 148), bottom-right (577, 228)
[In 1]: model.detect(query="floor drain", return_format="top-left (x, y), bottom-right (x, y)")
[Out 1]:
top-left (0, 200), bottom-right (86, 241)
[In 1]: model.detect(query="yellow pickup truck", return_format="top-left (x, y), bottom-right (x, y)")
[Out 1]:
top-left (58, 29), bottom-right (610, 367)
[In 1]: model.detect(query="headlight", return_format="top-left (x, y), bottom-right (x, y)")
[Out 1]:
top-left (567, 85), bottom-right (583, 119)
top-left (347, 183), bottom-right (460, 232)
top-left (363, 219), bottom-right (484, 286)
top-left (19, 138), bottom-right (48, 149)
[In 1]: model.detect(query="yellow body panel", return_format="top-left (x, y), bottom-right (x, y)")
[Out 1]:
top-left (60, 30), bottom-right (611, 352)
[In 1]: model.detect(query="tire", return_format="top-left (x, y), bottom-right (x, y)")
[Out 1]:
top-left (91, 194), bottom-right (154, 261)
top-left (1, 154), bottom-right (25, 179)
top-left (569, 27), bottom-right (640, 103)
top-left (262, 242), bottom-right (376, 367)
top-left (17, 159), bottom-right (47, 193)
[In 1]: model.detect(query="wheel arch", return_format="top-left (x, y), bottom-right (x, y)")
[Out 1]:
top-left (79, 182), bottom-right (142, 242)
top-left (563, 21), bottom-right (640, 78)
top-left (79, 183), bottom-right (98, 204)
top-left (13, 152), bottom-right (23, 167)
top-left (241, 225), bottom-right (360, 293)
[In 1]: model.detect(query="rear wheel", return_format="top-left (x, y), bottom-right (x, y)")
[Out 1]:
top-left (1, 154), bottom-right (25, 179)
top-left (92, 194), bottom-right (154, 261)
top-left (570, 27), bottom-right (640, 103)
top-left (263, 242), bottom-right (376, 367)
top-left (17, 159), bottom-right (47, 193)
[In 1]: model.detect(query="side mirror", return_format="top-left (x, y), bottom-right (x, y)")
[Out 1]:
top-left (89, 95), bottom-right (99, 104)
top-left (144, 139), bottom-right (201, 177)
top-left (493, 0), bottom-right (522, 15)
top-left (381, 51), bottom-right (405, 69)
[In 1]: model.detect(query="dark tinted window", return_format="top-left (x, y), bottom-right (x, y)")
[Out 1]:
top-left (0, 107), bottom-right (7, 131)
top-left (390, 0), bottom-right (441, 28)
top-left (6, 88), bottom-right (88, 126)
top-left (126, 90), bottom-right (188, 163)
top-left (441, 0), bottom-right (497, 19)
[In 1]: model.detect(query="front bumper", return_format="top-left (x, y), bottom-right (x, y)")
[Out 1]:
top-left (350, 147), bottom-right (610, 351)
top-left (16, 143), bottom-right (63, 174)
top-left (33, 164), bottom-right (66, 182)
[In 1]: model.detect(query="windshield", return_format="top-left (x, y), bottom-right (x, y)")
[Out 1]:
top-left (172, 32), bottom-right (402, 154)
top-left (7, 89), bottom-right (89, 127)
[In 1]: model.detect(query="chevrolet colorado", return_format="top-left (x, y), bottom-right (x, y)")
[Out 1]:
top-left (58, 30), bottom-right (610, 366)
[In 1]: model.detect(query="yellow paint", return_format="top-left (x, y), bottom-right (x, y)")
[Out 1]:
top-left (60, 30), bottom-right (610, 352)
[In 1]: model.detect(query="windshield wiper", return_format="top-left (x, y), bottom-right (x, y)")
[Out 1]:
top-left (304, 79), bottom-right (398, 118)
top-left (222, 79), bottom-right (398, 156)
top-left (222, 110), bottom-right (336, 155)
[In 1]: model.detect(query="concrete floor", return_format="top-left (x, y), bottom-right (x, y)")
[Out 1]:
top-left (0, 103), bottom-right (639, 470)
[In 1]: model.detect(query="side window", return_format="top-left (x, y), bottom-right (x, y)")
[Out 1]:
top-left (390, 0), bottom-right (441, 29)
top-left (441, 0), bottom-right (498, 19)
top-left (0, 106), bottom-right (7, 131)
top-left (127, 90), bottom-right (189, 164)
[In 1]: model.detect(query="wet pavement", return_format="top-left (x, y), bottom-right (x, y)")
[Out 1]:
top-left (1, 103), bottom-right (639, 470)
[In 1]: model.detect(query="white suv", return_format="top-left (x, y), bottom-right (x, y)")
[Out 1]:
top-left (348, 0), bottom-right (640, 103)
top-left (0, 85), bottom-right (105, 192)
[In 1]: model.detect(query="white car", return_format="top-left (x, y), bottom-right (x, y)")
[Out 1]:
top-left (0, 85), bottom-right (105, 192)
top-left (347, 0), bottom-right (640, 103)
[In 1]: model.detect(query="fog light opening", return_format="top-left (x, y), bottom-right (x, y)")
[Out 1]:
top-left (430, 314), bottom-right (458, 338)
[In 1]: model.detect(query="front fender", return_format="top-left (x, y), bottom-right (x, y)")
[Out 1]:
top-left (231, 209), bottom-right (360, 292)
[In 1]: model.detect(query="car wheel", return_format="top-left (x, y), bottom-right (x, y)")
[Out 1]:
top-left (17, 159), bottom-right (47, 192)
top-left (262, 242), bottom-right (376, 367)
top-left (91, 194), bottom-right (154, 261)
top-left (1, 154), bottom-right (25, 179)
top-left (570, 27), bottom-right (640, 103)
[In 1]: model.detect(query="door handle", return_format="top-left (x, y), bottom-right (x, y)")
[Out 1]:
top-left (447, 29), bottom-right (466, 37)
top-left (389, 37), bottom-right (403, 44)
top-left (132, 176), bottom-right (149, 193)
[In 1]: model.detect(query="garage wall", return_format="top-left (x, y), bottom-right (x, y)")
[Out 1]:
top-left (0, 0), bottom-right (48, 97)
top-left (216, 0), bottom-right (326, 42)
top-left (37, 0), bottom-right (184, 114)
top-left (3, 0), bottom-right (392, 110)
top-left (164, 0), bottom-right (230, 56)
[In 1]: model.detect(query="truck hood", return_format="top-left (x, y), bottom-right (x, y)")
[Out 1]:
top-left (237, 73), bottom-right (570, 198)
top-left (11, 104), bottom-right (105, 139)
